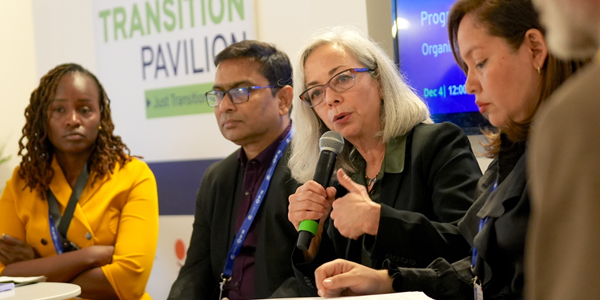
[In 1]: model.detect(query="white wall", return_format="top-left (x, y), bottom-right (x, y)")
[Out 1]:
top-left (469, 135), bottom-right (493, 171)
top-left (31, 0), bottom-right (97, 77)
top-left (256, 0), bottom-right (368, 62)
top-left (0, 0), bottom-right (37, 193)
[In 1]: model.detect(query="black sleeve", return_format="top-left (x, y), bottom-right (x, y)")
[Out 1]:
top-left (373, 205), bottom-right (469, 267)
top-left (290, 221), bottom-right (341, 296)
top-left (371, 122), bottom-right (481, 267)
top-left (394, 257), bottom-right (474, 300)
top-left (422, 123), bottom-right (482, 222)
top-left (167, 167), bottom-right (218, 300)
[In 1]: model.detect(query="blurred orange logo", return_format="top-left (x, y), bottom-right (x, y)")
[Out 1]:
top-left (175, 239), bottom-right (187, 266)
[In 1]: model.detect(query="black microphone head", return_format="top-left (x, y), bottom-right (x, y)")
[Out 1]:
top-left (319, 131), bottom-right (344, 154)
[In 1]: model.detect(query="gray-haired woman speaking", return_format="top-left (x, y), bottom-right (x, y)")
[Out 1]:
top-left (286, 26), bottom-right (482, 296)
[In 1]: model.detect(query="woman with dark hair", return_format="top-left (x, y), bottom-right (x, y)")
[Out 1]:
top-left (310, 0), bottom-right (590, 299)
top-left (0, 63), bottom-right (159, 300)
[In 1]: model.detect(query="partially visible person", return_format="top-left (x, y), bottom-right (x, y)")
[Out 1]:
top-left (167, 40), bottom-right (299, 300)
top-left (0, 63), bottom-right (159, 300)
top-left (287, 26), bottom-right (482, 296)
top-left (309, 0), bottom-right (589, 299)
top-left (527, 0), bottom-right (600, 299)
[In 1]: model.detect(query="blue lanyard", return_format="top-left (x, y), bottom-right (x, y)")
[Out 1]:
top-left (48, 213), bottom-right (65, 255)
top-left (47, 164), bottom-right (88, 255)
top-left (221, 128), bottom-right (293, 280)
top-left (471, 180), bottom-right (498, 270)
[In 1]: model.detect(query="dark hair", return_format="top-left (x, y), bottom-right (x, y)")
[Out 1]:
top-left (448, 0), bottom-right (590, 158)
top-left (18, 63), bottom-right (134, 196)
top-left (214, 40), bottom-right (293, 96)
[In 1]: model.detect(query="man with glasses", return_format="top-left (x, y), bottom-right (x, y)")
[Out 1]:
top-left (167, 40), bottom-right (299, 300)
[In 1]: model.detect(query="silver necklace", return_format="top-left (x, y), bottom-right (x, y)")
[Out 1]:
top-left (365, 174), bottom-right (377, 187)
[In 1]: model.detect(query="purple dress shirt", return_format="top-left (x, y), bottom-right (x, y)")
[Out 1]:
top-left (225, 123), bottom-right (292, 299)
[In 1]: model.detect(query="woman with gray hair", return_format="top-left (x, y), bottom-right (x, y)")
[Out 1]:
top-left (287, 26), bottom-right (482, 296)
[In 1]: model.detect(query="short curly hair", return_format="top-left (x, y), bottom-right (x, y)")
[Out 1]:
top-left (18, 63), bottom-right (133, 197)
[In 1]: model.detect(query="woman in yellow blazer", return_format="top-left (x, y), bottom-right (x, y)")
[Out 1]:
top-left (0, 63), bottom-right (159, 300)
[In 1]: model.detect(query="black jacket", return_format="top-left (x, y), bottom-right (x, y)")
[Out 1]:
top-left (293, 122), bottom-right (482, 295)
top-left (167, 146), bottom-right (300, 300)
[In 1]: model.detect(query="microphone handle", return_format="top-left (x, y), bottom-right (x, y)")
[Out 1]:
top-left (296, 150), bottom-right (337, 251)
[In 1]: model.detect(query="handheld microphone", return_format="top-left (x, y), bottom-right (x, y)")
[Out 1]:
top-left (296, 131), bottom-right (344, 251)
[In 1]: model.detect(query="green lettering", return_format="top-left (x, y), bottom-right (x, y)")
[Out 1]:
top-left (113, 7), bottom-right (128, 40)
top-left (209, 0), bottom-right (224, 24)
top-left (99, 10), bottom-right (111, 42)
top-left (200, 0), bottom-right (207, 26)
top-left (228, 0), bottom-right (244, 21)
top-left (178, 0), bottom-right (184, 29)
top-left (146, 0), bottom-right (161, 34)
top-left (163, 0), bottom-right (177, 32)
top-left (130, 4), bottom-right (145, 37)
top-left (185, 0), bottom-right (196, 28)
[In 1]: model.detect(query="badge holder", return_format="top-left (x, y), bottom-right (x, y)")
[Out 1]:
top-left (219, 273), bottom-right (231, 300)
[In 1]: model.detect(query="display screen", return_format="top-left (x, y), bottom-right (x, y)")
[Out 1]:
top-left (393, 0), bottom-right (490, 134)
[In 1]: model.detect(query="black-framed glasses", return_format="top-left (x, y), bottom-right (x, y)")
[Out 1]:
top-left (299, 68), bottom-right (375, 107)
top-left (205, 85), bottom-right (275, 107)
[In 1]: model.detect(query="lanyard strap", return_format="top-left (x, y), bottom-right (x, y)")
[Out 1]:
top-left (49, 212), bottom-right (65, 255)
top-left (48, 164), bottom-right (90, 255)
top-left (471, 217), bottom-right (489, 268)
top-left (471, 180), bottom-right (498, 272)
top-left (221, 129), bottom-right (293, 281)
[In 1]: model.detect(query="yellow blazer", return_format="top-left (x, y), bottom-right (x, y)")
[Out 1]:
top-left (0, 157), bottom-right (159, 300)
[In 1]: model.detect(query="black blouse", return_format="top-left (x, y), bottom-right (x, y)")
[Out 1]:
top-left (394, 136), bottom-right (529, 300)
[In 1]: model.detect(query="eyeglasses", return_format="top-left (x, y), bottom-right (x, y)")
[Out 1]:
top-left (205, 86), bottom-right (275, 107)
top-left (299, 68), bottom-right (375, 107)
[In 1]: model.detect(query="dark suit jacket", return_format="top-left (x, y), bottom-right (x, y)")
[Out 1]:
top-left (293, 122), bottom-right (482, 295)
top-left (167, 146), bottom-right (300, 300)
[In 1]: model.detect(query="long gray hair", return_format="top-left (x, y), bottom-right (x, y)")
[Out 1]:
top-left (289, 26), bottom-right (432, 183)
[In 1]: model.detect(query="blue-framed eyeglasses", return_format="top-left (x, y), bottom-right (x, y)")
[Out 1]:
top-left (205, 86), bottom-right (275, 107)
top-left (299, 68), bottom-right (375, 107)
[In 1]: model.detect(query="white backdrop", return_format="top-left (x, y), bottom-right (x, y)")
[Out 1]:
top-left (91, 0), bottom-right (255, 163)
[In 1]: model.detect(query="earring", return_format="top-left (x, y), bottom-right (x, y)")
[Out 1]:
top-left (537, 67), bottom-right (541, 74)
top-left (98, 125), bottom-right (102, 130)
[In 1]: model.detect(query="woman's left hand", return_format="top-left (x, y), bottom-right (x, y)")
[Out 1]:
top-left (0, 234), bottom-right (37, 265)
top-left (330, 169), bottom-right (381, 239)
top-left (315, 259), bottom-right (394, 297)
